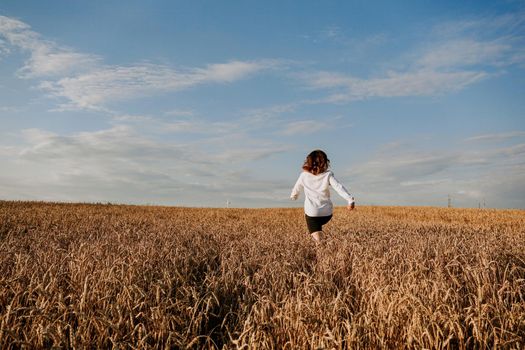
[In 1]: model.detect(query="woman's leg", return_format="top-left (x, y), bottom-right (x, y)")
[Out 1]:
top-left (311, 230), bottom-right (323, 243)
top-left (305, 215), bottom-right (332, 244)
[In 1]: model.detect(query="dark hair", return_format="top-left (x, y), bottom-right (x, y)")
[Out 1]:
top-left (302, 150), bottom-right (330, 175)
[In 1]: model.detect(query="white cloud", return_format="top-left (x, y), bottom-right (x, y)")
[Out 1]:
top-left (0, 15), bottom-right (283, 111)
top-left (280, 120), bottom-right (329, 136)
top-left (348, 152), bottom-right (481, 182)
top-left (495, 143), bottom-right (525, 157)
top-left (304, 25), bottom-right (388, 53)
top-left (164, 119), bottom-right (237, 134)
top-left (0, 106), bottom-right (20, 113)
top-left (213, 145), bottom-right (289, 163)
top-left (111, 114), bottom-right (154, 123)
top-left (38, 60), bottom-right (278, 110)
top-left (342, 138), bottom-right (525, 208)
top-left (163, 109), bottom-right (195, 117)
top-left (0, 15), bottom-right (100, 77)
top-left (197, 60), bottom-right (278, 82)
top-left (240, 103), bottom-right (298, 126)
top-left (112, 102), bottom-right (335, 138)
top-left (20, 50), bottom-right (100, 78)
top-left (417, 13), bottom-right (525, 70)
top-left (236, 102), bottom-right (350, 137)
top-left (20, 128), bottom-right (57, 143)
top-left (299, 12), bottom-right (525, 103)
top-left (301, 25), bottom-right (342, 44)
top-left (432, 12), bottom-right (525, 38)
top-left (400, 179), bottom-right (448, 187)
top-left (303, 69), bottom-right (487, 102)
top-left (109, 111), bottom-right (242, 136)
top-left (0, 38), bottom-right (10, 57)
top-left (0, 124), bottom-right (291, 206)
top-left (417, 39), bottom-right (512, 69)
top-left (466, 131), bottom-right (525, 142)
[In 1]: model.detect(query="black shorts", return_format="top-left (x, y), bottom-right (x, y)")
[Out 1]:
top-left (305, 214), bottom-right (332, 233)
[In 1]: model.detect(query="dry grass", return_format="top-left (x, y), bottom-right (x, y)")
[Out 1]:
top-left (1, 200), bottom-right (524, 349)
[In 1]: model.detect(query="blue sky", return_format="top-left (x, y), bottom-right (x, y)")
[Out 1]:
top-left (1, 1), bottom-right (524, 208)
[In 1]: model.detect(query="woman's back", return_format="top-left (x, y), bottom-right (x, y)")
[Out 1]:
top-left (299, 171), bottom-right (333, 216)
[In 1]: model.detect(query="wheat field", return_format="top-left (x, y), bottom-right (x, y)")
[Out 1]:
top-left (0, 201), bottom-right (524, 349)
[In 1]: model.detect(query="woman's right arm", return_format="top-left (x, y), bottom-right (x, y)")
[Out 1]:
top-left (290, 173), bottom-right (304, 200)
top-left (329, 172), bottom-right (355, 206)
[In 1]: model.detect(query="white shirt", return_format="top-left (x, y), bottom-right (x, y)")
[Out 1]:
top-left (290, 170), bottom-right (354, 217)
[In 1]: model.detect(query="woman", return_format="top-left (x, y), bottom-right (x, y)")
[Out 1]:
top-left (290, 150), bottom-right (355, 243)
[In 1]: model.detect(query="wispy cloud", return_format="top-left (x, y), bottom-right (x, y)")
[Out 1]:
top-left (111, 102), bottom-right (338, 139)
top-left (303, 25), bottom-right (388, 52)
top-left (416, 38), bottom-right (512, 69)
top-left (348, 151), bottom-right (485, 183)
top-left (0, 106), bottom-right (20, 113)
top-left (416, 12), bottom-right (525, 70)
top-left (299, 12), bottom-right (525, 103)
top-left (302, 69), bottom-right (487, 102)
top-left (342, 137), bottom-right (525, 208)
top-left (399, 179), bottom-right (448, 187)
top-left (240, 103), bottom-right (299, 125)
top-left (0, 15), bottom-right (100, 77)
top-left (0, 15), bottom-right (283, 111)
top-left (162, 118), bottom-right (239, 135)
top-left (300, 25), bottom-right (343, 44)
top-left (465, 131), bottom-right (525, 142)
top-left (163, 109), bottom-right (196, 117)
top-left (280, 120), bottom-right (329, 135)
top-left (279, 116), bottom-right (350, 136)
top-left (38, 60), bottom-right (278, 110)
top-left (0, 37), bottom-right (10, 57)
top-left (495, 143), bottom-right (525, 157)
top-left (1, 124), bottom-right (291, 205)
top-left (236, 102), bottom-right (348, 137)
top-left (431, 11), bottom-right (525, 38)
